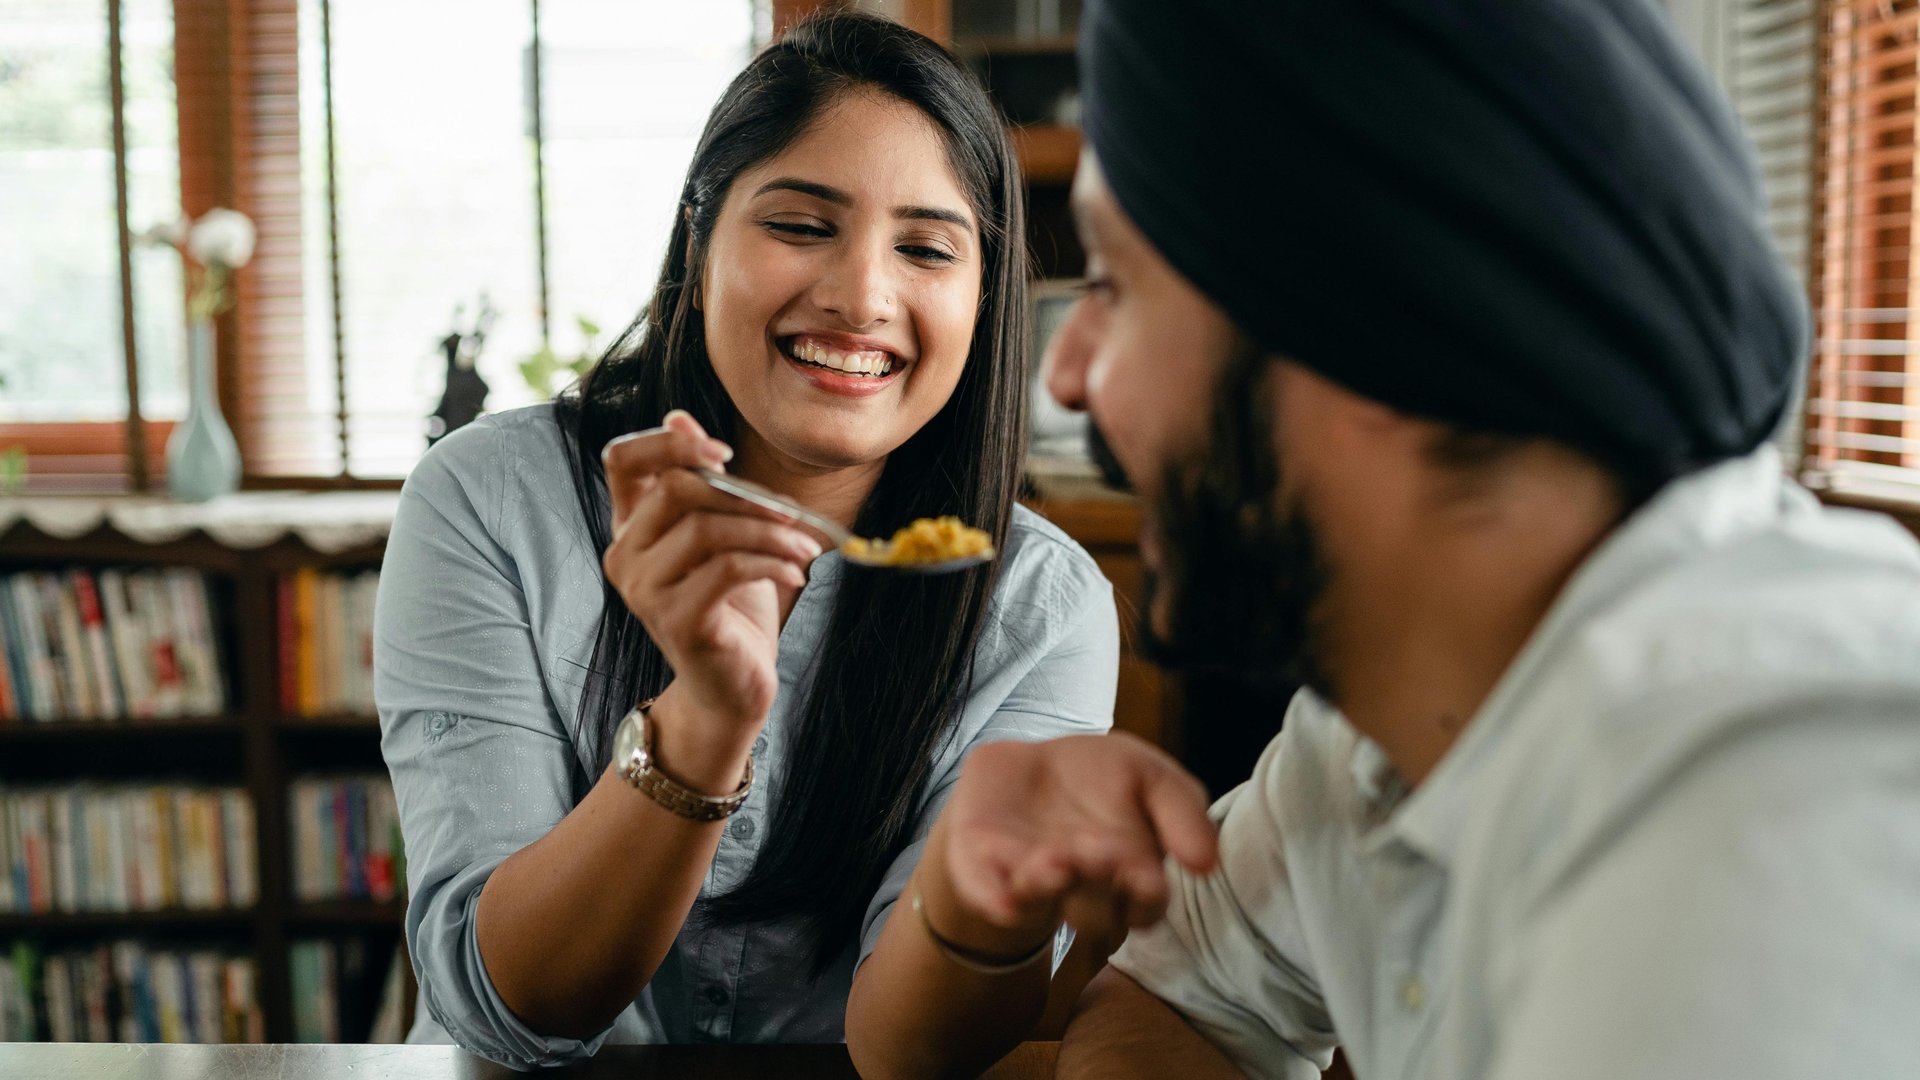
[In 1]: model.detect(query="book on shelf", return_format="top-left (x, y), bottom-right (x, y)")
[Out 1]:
top-left (0, 568), bottom-right (225, 723)
top-left (279, 569), bottom-right (379, 718)
top-left (290, 937), bottom-right (408, 1043)
top-left (0, 939), bottom-right (262, 1043)
top-left (290, 776), bottom-right (401, 904)
top-left (0, 784), bottom-right (257, 915)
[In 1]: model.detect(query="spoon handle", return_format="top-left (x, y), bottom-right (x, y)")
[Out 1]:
top-left (692, 468), bottom-right (854, 547)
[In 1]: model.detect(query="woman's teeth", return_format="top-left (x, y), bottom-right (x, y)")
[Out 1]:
top-left (789, 338), bottom-right (895, 377)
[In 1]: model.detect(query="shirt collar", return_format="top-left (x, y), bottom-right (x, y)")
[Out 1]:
top-left (1372, 448), bottom-right (1794, 865)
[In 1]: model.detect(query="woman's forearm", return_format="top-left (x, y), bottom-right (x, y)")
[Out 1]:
top-left (473, 688), bottom-right (755, 1038)
top-left (845, 818), bottom-right (1054, 1080)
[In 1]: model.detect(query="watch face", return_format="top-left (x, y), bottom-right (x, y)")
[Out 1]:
top-left (613, 708), bottom-right (647, 776)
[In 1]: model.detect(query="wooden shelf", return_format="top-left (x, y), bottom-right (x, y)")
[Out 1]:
top-left (1010, 123), bottom-right (1081, 185)
top-left (957, 33), bottom-right (1077, 56)
top-left (0, 718), bottom-right (242, 740)
top-left (285, 900), bottom-right (405, 928)
top-left (0, 907), bottom-right (255, 933)
top-left (0, 522), bottom-right (252, 571)
top-left (276, 713), bottom-right (380, 732)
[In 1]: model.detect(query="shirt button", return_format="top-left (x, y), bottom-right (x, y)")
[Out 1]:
top-left (1398, 975), bottom-right (1427, 1011)
top-left (752, 734), bottom-right (768, 758)
top-left (706, 986), bottom-right (729, 1007)
top-left (426, 714), bottom-right (448, 734)
top-left (729, 816), bottom-right (757, 841)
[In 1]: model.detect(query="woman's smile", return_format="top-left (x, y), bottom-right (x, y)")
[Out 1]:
top-left (773, 330), bottom-right (911, 399)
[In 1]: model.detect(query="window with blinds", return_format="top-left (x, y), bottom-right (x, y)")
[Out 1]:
top-left (1807, 0), bottom-right (1920, 499)
top-left (239, 0), bottom-right (755, 483)
top-left (1, 1), bottom-right (757, 491)
top-left (1733, 0), bottom-right (1820, 465)
top-left (0, 0), bottom-right (186, 490)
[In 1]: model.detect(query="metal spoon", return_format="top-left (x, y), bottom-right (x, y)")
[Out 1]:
top-left (692, 468), bottom-right (994, 574)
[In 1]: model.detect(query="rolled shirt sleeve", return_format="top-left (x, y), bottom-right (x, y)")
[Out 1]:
top-left (857, 526), bottom-right (1122, 971)
top-left (1108, 730), bottom-right (1338, 1080)
top-left (375, 420), bottom-right (609, 1069)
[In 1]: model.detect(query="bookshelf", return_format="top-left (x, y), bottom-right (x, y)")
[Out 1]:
top-left (0, 508), bottom-right (407, 1043)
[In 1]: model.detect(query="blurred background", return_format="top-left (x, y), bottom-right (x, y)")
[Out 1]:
top-left (1, 0), bottom-right (1915, 1055)
top-left (0, 0), bottom-right (1108, 488)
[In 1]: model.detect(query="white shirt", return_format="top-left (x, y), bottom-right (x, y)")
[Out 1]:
top-left (1111, 449), bottom-right (1920, 1080)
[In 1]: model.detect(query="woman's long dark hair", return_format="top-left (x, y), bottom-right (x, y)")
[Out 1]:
top-left (552, 11), bottom-right (1028, 973)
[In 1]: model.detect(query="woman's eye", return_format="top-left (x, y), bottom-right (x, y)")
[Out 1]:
top-left (899, 244), bottom-right (957, 265)
top-left (764, 220), bottom-right (830, 239)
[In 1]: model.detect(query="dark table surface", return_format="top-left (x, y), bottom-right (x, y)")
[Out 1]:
top-left (0, 1041), bottom-right (1061, 1079)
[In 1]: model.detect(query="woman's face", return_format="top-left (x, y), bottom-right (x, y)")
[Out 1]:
top-left (699, 89), bottom-right (985, 475)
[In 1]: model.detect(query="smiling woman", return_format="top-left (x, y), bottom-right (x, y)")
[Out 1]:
top-left (373, 9), bottom-right (1120, 1076)
top-left (700, 90), bottom-right (985, 466)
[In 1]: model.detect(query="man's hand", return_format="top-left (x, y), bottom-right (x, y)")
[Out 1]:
top-left (929, 733), bottom-right (1220, 954)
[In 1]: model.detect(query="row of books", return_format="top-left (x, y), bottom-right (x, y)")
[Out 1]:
top-left (279, 570), bottom-right (379, 717)
top-left (0, 569), bottom-right (227, 723)
top-left (290, 937), bottom-right (408, 1043)
top-left (1, 786), bottom-right (258, 915)
top-left (289, 776), bottom-right (402, 904)
top-left (0, 940), bottom-right (263, 1043)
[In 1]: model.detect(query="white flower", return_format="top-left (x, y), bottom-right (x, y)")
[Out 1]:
top-left (187, 208), bottom-right (256, 270)
top-left (137, 216), bottom-right (190, 247)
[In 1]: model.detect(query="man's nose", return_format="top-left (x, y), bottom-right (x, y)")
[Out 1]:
top-left (1043, 298), bottom-right (1093, 412)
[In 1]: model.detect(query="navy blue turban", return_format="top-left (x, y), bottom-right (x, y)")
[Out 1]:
top-left (1080, 0), bottom-right (1810, 481)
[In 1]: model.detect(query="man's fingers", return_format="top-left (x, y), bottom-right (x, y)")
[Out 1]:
top-left (1008, 847), bottom-right (1074, 902)
top-left (945, 831), bottom-right (1029, 927)
top-left (1115, 855), bottom-right (1172, 927)
top-left (1140, 754), bottom-right (1220, 874)
top-left (1060, 888), bottom-right (1130, 943)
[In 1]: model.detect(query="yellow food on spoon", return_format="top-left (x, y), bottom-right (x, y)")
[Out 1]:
top-left (843, 516), bottom-right (994, 565)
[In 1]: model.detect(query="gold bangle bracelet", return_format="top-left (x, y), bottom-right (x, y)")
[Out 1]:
top-left (910, 889), bottom-right (1052, 975)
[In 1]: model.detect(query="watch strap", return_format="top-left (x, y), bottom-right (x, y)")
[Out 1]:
top-left (615, 698), bottom-right (753, 821)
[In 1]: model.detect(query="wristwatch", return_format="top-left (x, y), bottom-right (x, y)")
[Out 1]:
top-left (612, 698), bottom-right (754, 821)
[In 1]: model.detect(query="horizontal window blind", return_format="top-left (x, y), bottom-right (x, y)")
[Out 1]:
top-left (234, 0), bottom-right (333, 480)
top-left (235, 0), bottom-right (753, 482)
top-left (1807, 0), bottom-right (1920, 499)
top-left (1732, 0), bottom-right (1821, 464)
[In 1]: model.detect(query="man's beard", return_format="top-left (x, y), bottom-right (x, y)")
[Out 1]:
top-left (1089, 339), bottom-right (1334, 699)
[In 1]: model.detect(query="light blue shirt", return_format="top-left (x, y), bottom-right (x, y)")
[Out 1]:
top-left (374, 404), bottom-right (1118, 1069)
top-left (1112, 449), bottom-right (1920, 1080)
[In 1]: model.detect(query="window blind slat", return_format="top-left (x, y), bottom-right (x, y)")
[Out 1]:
top-left (1803, 0), bottom-right (1920, 487)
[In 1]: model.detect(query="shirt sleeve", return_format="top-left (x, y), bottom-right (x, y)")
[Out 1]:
top-left (374, 421), bottom-right (609, 1069)
top-left (1485, 703), bottom-right (1920, 1080)
top-left (856, 546), bottom-right (1122, 970)
top-left (1107, 732), bottom-right (1337, 1080)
